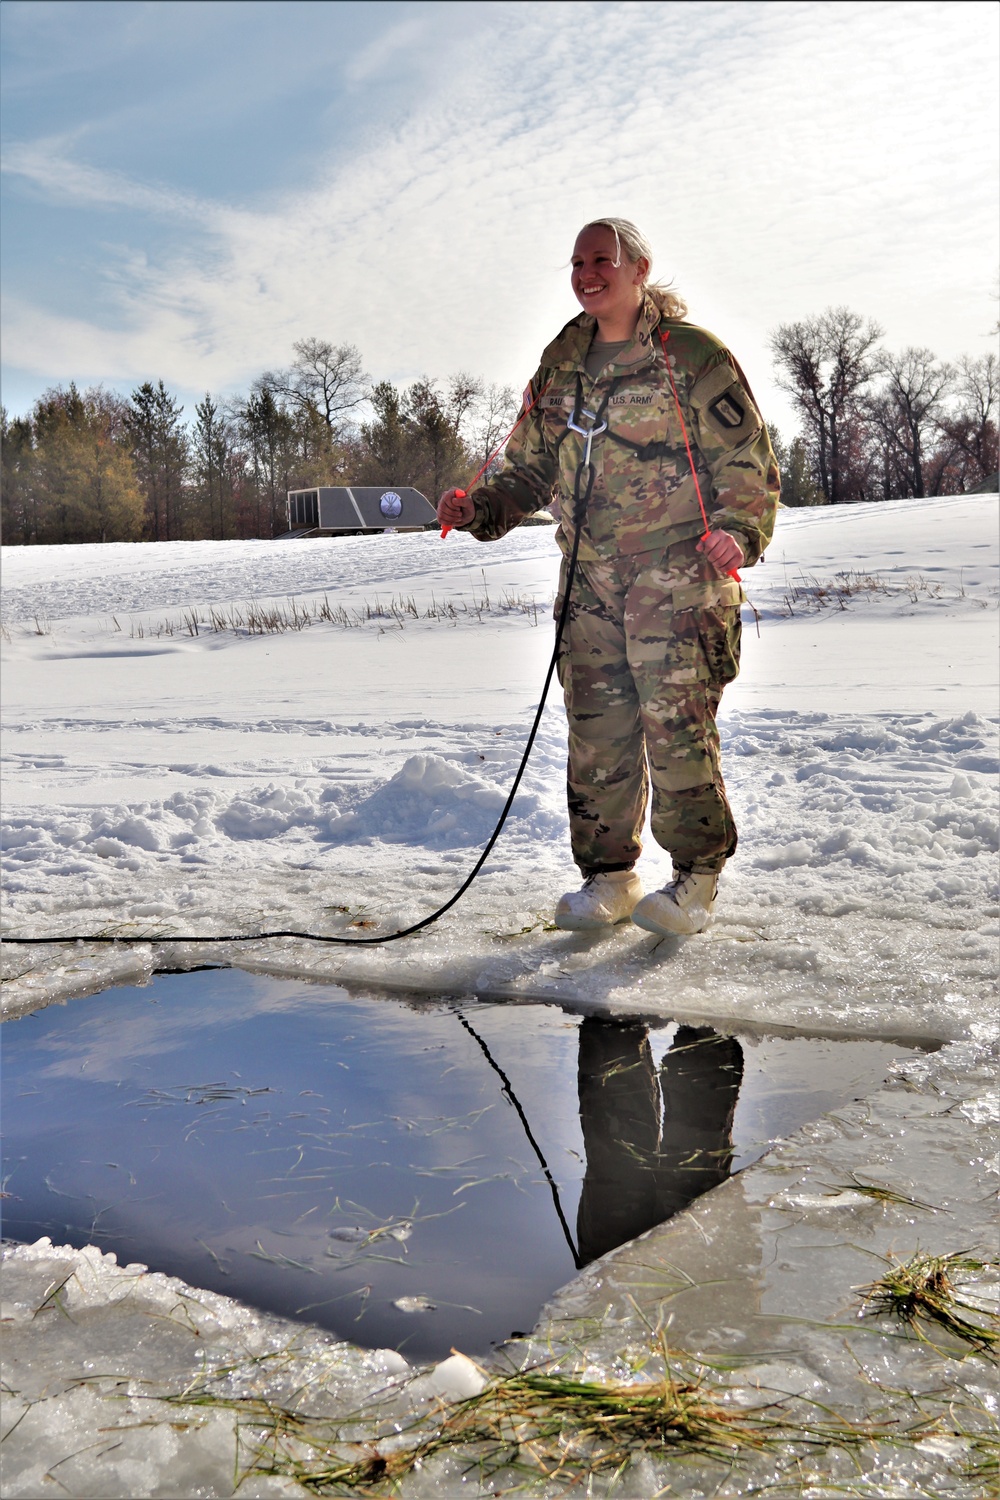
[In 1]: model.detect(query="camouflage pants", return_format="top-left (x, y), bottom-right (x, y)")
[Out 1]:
top-left (555, 539), bottom-right (742, 875)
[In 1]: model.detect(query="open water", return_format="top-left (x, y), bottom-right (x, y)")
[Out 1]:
top-left (2, 968), bottom-right (925, 1360)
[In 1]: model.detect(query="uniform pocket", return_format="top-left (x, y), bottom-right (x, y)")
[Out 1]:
top-left (671, 578), bottom-right (745, 610)
top-left (695, 604), bottom-right (742, 685)
top-left (654, 603), bottom-right (741, 687)
top-left (628, 558), bottom-right (742, 686)
top-left (648, 607), bottom-right (709, 685)
top-left (664, 580), bottom-right (743, 685)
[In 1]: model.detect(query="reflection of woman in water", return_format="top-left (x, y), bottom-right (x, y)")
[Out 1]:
top-left (576, 1021), bottom-right (744, 1264)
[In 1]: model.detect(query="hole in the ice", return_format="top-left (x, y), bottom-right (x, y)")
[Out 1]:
top-left (2, 970), bottom-right (934, 1363)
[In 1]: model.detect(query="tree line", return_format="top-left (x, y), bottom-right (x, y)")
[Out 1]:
top-left (0, 339), bottom-right (519, 544)
top-left (1, 314), bottom-right (996, 544)
top-left (769, 307), bottom-right (997, 505)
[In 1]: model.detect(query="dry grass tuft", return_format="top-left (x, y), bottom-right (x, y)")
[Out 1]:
top-left (196, 1351), bottom-right (777, 1495)
top-left (779, 568), bottom-right (995, 616)
top-left (162, 1334), bottom-right (961, 1496)
top-left (857, 1249), bottom-right (999, 1354)
top-left (124, 582), bottom-right (545, 641)
top-left (834, 1173), bottom-right (939, 1213)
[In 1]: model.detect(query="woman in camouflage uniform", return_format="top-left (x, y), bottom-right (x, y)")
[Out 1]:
top-left (438, 219), bottom-right (779, 936)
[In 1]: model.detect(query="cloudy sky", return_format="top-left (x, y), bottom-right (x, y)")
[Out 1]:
top-left (1, 0), bottom-right (997, 437)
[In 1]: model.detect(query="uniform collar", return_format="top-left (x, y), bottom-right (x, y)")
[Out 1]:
top-left (540, 291), bottom-right (665, 373)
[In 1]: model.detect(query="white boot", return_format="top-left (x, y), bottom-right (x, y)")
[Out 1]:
top-left (631, 868), bottom-right (719, 937)
top-left (554, 869), bottom-right (644, 931)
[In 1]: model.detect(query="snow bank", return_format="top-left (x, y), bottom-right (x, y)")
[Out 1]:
top-left (3, 706), bottom-right (994, 1042)
top-left (331, 752), bottom-right (516, 846)
top-left (0, 525), bottom-right (558, 625)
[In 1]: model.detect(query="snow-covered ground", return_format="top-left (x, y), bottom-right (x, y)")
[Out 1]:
top-left (3, 493), bottom-right (997, 1042)
top-left (2, 494), bottom-right (998, 1498)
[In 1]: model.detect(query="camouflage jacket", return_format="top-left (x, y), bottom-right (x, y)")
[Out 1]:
top-left (464, 291), bottom-right (779, 566)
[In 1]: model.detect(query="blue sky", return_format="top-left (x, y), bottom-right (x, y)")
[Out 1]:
top-left (2, 0), bottom-right (997, 439)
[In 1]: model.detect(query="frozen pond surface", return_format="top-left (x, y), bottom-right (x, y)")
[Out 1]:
top-left (2, 968), bottom-right (925, 1362)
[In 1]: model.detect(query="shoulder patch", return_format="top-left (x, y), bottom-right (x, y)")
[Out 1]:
top-left (708, 393), bottom-right (745, 430)
top-left (689, 360), bottom-right (759, 446)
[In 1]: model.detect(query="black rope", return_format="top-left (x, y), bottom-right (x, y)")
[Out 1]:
top-left (4, 452), bottom-right (602, 950)
top-left (456, 1009), bottom-right (581, 1268)
top-left (604, 429), bottom-right (674, 463)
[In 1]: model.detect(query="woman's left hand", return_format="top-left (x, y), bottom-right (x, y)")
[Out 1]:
top-left (697, 529), bottom-right (745, 574)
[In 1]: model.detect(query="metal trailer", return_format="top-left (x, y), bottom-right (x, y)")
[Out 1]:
top-left (285, 486), bottom-right (437, 535)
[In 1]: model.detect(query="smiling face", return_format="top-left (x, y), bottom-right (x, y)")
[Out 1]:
top-left (571, 225), bottom-right (649, 327)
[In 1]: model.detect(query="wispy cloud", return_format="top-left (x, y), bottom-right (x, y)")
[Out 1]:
top-left (343, 14), bottom-right (432, 84)
top-left (2, 0), bottom-right (996, 424)
top-left (2, 140), bottom-right (208, 221)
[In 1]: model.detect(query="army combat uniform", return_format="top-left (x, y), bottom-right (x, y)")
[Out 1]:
top-left (461, 289), bottom-right (779, 877)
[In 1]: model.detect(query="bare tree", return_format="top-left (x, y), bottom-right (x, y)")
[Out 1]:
top-left (933, 353), bottom-right (999, 492)
top-left (446, 371), bottom-right (483, 437)
top-left (472, 381), bottom-right (519, 477)
top-left (769, 307), bottom-right (883, 503)
top-left (443, 373), bottom-right (522, 479)
top-left (262, 339), bottom-right (369, 434)
top-left (868, 348), bottom-right (952, 499)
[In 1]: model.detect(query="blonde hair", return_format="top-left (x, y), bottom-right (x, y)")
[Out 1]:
top-left (578, 217), bottom-right (687, 320)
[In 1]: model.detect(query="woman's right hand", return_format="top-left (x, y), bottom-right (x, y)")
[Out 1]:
top-left (437, 489), bottom-right (476, 528)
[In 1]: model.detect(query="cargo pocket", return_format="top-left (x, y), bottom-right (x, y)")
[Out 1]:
top-left (671, 579), bottom-right (745, 610)
top-left (669, 579), bottom-right (743, 687)
top-left (696, 605), bottom-right (742, 685)
top-left (648, 610), bottom-right (707, 686)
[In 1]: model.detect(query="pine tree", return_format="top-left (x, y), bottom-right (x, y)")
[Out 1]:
top-left (768, 427), bottom-right (824, 506)
top-left (191, 396), bottom-right (236, 539)
top-left (126, 381), bottom-right (188, 540)
top-left (1, 408), bottom-right (38, 543)
top-left (238, 386), bottom-right (300, 537)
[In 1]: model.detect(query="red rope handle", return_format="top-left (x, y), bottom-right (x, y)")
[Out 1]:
top-left (659, 329), bottom-right (741, 583)
top-left (441, 379), bottom-right (552, 537)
